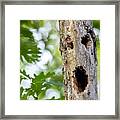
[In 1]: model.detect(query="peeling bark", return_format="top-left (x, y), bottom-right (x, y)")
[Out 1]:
top-left (59, 20), bottom-right (98, 100)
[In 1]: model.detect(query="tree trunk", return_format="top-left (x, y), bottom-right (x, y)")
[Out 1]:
top-left (59, 20), bottom-right (98, 100)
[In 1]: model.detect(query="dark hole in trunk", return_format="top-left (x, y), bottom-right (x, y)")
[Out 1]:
top-left (74, 66), bottom-right (88, 92)
top-left (81, 34), bottom-right (91, 48)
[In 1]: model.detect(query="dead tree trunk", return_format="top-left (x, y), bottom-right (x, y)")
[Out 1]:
top-left (59, 20), bottom-right (98, 100)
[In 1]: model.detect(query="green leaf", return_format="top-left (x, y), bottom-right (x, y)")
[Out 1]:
top-left (20, 21), bottom-right (41, 63)
top-left (31, 83), bottom-right (41, 96)
top-left (20, 27), bottom-right (33, 39)
top-left (46, 72), bottom-right (55, 78)
top-left (52, 74), bottom-right (64, 82)
top-left (20, 94), bottom-right (27, 100)
top-left (38, 91), bottom-right (46, 99)
top-left (93, 20), bottom-right (100, 29)
top-left (47, 79), bottom-right (63, 87)
top-left (20, 70), bottom-right (31, 83)
top-left (20, 37), bottom-right (41, 63)
top-left (39, 20), bottom-right (45, 27)
top-left (20, 20), bottom-right (40, 29)
top-left (26, 89), bottom-right (34, 96)
top-left (20, 39), bottom-right (41, 63)
top-left (32, 72), bottom-right (45, 83)
top-left (20, 70), bottom-right (31, 79)
top-left (20, 87), bottom-right (24, 96)
top-left (20, 20), bottom-right (32, 29)
top-left (31, 72), bottom-right (57, 97)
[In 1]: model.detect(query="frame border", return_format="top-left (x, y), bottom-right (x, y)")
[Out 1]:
top-left (0, 0), bottom-right (119, 119)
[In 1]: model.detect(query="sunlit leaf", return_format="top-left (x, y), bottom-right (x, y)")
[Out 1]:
top-left (20, 20), bottom-right (41, 63)
top-left (93, 20), bottom-right (100, 29)
top-left (20, 70), bottom-right (31, 83)
top-left (20, 94), bottom-right (27, 100)
top-left (38, 91), bottom-right (46, 99)
top-left (32, 72), bottom-right (45, 83)
top-left (39, 20), bottom-right (45, 27)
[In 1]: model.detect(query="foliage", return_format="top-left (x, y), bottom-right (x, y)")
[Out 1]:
top-left (93, 20), bottom-right (100, 30)
top-left (93, 20), bottom-right (100, 81)
top-left (96, 37), bottom-right (100, 81)
top-left (20, 21), bottom-right (41, 63)
top-left (20, 20), bottom-right (64, 100)
top-left (92, 20), bottom-right (100, 81)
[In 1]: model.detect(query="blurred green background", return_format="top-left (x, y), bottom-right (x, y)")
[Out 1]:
top-left (20, 20), bottom-right (100, 100)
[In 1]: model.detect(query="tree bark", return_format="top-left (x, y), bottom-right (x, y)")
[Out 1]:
top-left (59, 20), bottom-right (98, 100)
